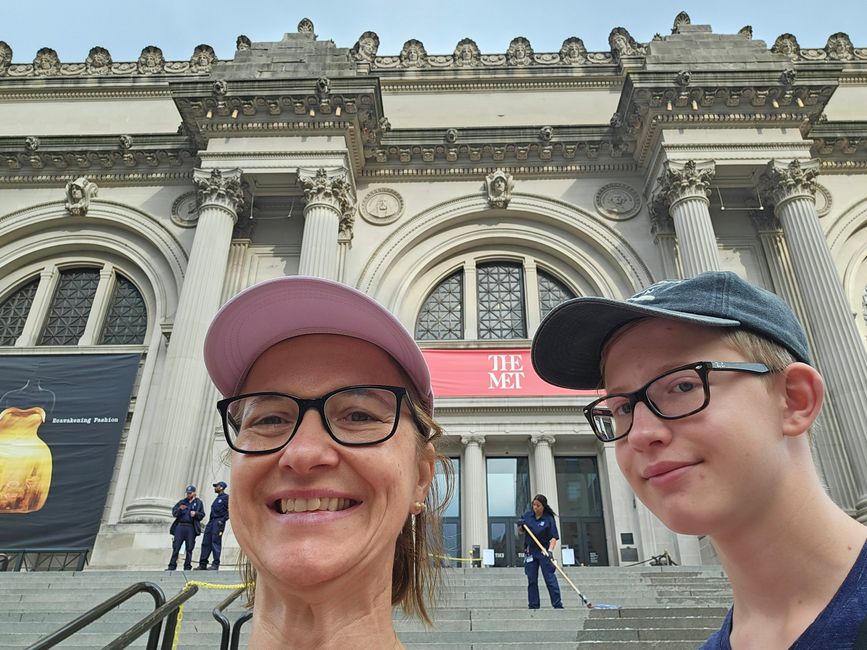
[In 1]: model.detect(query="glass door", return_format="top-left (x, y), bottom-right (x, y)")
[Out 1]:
top-left (555, 456), bottom-right (609, 566)
top-left (486, 457), bottom-right (530, 567)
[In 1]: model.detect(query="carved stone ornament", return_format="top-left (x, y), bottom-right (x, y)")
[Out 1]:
top-left (739, 25), bottom-right (753, 39)
top-left (559, 37), bottom-right (586, 64)
top-left (360, 188), bottom-right (405, 225)
top-left (170, 191), bottom-right (199, 227)
top-left (594, 183), bottom-right (641, 221)
top-left (64, 177), bottom-right (98, 217)
top-left (400, 39), bottom-right (428, 68)
top-left (675, 70), bottom-right (691, 87)
top-left (453, 38), bottom-right (480, 67)
top-left (485, 169), bottom-right (515, 209)
top-left (609, 27), bottom-right (645, 58)
top-left (672, 11), bottom-right (691, 34)
top-left (33, 48), bottom-right (60, 76)
top-left (300, 168), bottom-right (356, 224)
top-left (814, 182), bottom-right (832, 216)
top-left (137, 46), bottom-right (165, 74)
top-left (758, 159), bottom-right (820, 208)
top-left (190, 44), bottom-right (216, 73)
top-left (24, 136), bottom-right (40, 152)
top-left (212, 79), bottom-right (228, 96)
top-left (236, 35), bottom-right (252, 51)
top-left (772, 34), bottom-right (801, 59)
top-left (193, 168), bottom-right (244, 215)
top-left (826, 32), bottom-right (854, 61)
top-left (351, 31), bottom-right (380, 63)
top-left (506, 37), bottom-right (533, 66)
top-left (445, 128), bottom-right (458, 143)
top-left (297, 18), bottom-right (314, 34)
top-left (85, 47), bottom-right (112, 74)
top-left (0, 41), bottom-right (12, 75)
top-left (539, 126), bottom-right (553, 142)
top-left (119, 134), bottom-right (133, 151)
top-left (656, 160), bottom-right (716, 207)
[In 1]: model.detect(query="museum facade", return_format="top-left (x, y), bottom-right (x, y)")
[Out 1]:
top-left (2, 12), bottom-right (867, 569)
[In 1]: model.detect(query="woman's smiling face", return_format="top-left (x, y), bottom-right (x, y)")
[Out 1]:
top-left (230, 334), bottom-right (434, 592)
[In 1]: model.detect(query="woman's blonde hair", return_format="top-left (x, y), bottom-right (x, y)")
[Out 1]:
top-left (236, 386), bottom-right (454, 626)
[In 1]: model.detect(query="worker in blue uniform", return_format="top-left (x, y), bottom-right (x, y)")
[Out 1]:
top-left (195, 481), bottom-right (230, 570)
top-left (519, 493), bottom-right (563, 609)
top-left (167, 485), bottom-right (204, 571)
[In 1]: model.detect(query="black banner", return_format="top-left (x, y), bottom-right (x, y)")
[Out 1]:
top-left (0, 354), bottom-right (140, 550)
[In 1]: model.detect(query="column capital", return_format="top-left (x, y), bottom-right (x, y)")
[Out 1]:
top-left (530, 434), bottom-right (556, 447)
top-left (648, 197), bottom-right (675, 235)
top-left (460, 434), bottom-right (486, 447)
top-left (758, 159), bottom-right (820, 211)
top-left (655, 160), bottom-right (715, 211)
top-left (193, 168), bottom-right (244, 219)
top-left (300, 167), bottom-right (357, 240)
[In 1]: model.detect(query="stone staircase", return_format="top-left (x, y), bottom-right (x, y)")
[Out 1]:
top-left (0, 565), bottom-right (732, 649)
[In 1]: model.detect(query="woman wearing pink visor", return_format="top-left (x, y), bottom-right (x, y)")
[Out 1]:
top-left (204, 276), bottom-right (451, 649)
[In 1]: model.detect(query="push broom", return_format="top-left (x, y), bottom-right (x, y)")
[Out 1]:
top-left (521, 522), bottom-right (618, 609)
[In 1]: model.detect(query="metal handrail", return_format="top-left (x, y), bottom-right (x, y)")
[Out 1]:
top-left (26, 581), bottom-right (166, 650)
top-left (212, 586), bottom-right (245, 650)
top-left (230, 611), bottom-right (253, 650)
top-left (104, 583), bottom-right (199, 650)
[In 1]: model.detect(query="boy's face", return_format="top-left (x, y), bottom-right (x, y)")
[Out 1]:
top-left (602, 318), bottom-right (785, 538)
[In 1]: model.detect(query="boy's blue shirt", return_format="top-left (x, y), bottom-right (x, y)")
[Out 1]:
top-left (701, 541), bottom-right (867, 649)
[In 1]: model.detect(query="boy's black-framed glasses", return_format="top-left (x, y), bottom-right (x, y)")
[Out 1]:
top-left (217, 384), bottom-right (424, 454)
top-left (583, 361), bottom-right (771, 443)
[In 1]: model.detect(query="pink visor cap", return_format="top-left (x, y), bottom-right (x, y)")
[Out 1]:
top-left (203, 276), bottom-right (434, 414)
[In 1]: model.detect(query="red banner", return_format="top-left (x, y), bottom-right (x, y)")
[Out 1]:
top-left (422, 348), bottom-right (597, 398)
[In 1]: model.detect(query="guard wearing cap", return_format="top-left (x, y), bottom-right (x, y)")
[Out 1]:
top-left (167, 485), bottom-right (204, 571)
top-left (195, 481), bottom-right (229, 570)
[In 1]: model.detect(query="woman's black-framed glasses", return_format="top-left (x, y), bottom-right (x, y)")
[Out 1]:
top-left (583, 361), bottom-right (771, 443)
top-left (217, 384), bottom-right (424, 454)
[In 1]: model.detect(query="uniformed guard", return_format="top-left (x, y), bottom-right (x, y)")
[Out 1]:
top-left (166, 485), bottom-right (205, 571)
top-left (519, 493), bottom-right (563, 609)
top-left (195, 481), bottom-right (229, 570)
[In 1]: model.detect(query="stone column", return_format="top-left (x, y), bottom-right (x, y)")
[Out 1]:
top-left (125, 168), bottom-right (243, 520)
top-left (524, 262), bottom-right (542, 337)
top-left (655, 160), bottom-right (721, 278)
top-left (461, 435), bottom-right (488, 560)
top-left (752, 211), bottom-right (858, 511)
top-left (298, 168), bottom-right (355, 280)
top-left (530, 434), bottom-right (560, 561)
top-left (463, 262), bottom-right (478, 339)
top-left (760, 159), bottom-right (867, 521)
top-left (649, 202), bottom-right (681, 280)
top-left (79, 265), bottom-right (115, 346)
top-left (17, 267), bottom-right (58, 346)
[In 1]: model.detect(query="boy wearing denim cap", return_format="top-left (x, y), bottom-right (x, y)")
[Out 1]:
top-left (532, 271), bottom-right (867, 648)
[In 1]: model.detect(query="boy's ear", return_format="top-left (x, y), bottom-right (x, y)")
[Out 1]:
top-left (781, 363), bottom-right (824, 437)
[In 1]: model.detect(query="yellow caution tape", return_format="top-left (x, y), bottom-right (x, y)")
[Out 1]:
top-left (171, 580), bottom-right (252, 650)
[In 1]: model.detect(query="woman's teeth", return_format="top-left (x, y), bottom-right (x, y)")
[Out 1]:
top-left (276, 497), bottom-right (353, 514)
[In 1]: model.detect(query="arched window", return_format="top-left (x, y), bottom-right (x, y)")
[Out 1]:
top-left (0, 265), bottom-right (148, 347)
top-left (0, 278), bottom-right (38, 345)
top-left (416, 270), bottom-right (463, 340)
top-left (416, 261), bottom-right (575, 341)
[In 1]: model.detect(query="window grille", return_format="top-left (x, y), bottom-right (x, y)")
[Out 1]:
top-left (0, 279), bottom-right (39, 345)
top-left (100, 275), bottom-right (147, 345)
top-left (477, 263), bottom-right (526, 339)
top-left (39, 269), bottom-right (100, 345)
top-left (416, 270), bottom-right (463, 340)
top-left (538, 270), bottom-right (576, 320)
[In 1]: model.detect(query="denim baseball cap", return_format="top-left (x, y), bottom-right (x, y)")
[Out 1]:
top-left (204, 276), bottom-right (433, 413)
top-left (186, 485), bottom-right (197, 493)
top-left (531, 271), bottom-right (812, 389)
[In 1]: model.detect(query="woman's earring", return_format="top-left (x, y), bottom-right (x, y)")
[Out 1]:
top-left (413, 501), bottom-right (427, 514)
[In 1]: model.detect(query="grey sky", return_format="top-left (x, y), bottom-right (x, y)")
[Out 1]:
top-left (2, 0), bottom-right (865, 63)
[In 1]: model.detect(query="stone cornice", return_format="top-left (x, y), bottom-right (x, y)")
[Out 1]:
top-left (380, 77), bottom-right (622, 93)
top-left (360, 162), bottom-right (639, 179)
top-left (0, 134), bottom-right (199, 186)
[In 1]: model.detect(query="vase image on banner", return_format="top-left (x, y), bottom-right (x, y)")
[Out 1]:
top-left (0, 380), bottom-right (56, 513)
